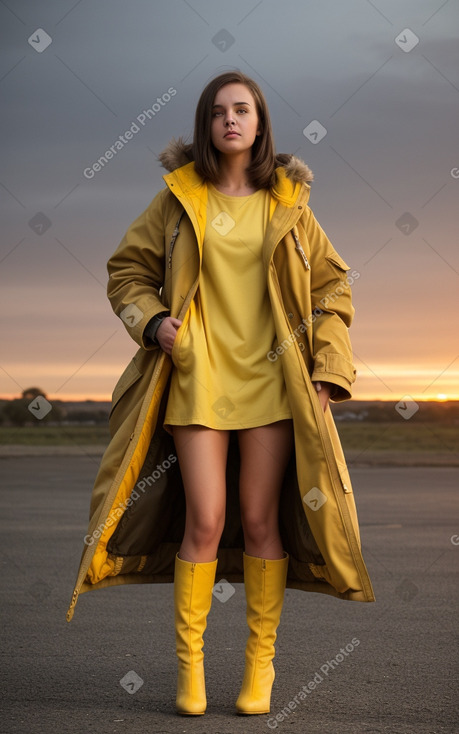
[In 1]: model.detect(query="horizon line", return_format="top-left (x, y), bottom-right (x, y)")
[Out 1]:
top-left (1, 394), bottom-right (458, 404)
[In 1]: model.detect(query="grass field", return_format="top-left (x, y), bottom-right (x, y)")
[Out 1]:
top-left (335, 421), bottom-right (458, 453)
top-left (0, 425), bottom-right (111, 446)
top-left (0, 421), bottom-right (458, 454)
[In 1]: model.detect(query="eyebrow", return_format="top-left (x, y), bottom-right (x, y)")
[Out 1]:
top-left (212, 101), bottom-right (251, 108)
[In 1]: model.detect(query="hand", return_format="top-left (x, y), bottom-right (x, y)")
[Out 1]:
top-left (313, 381), bottom-right (333, 412)
top-left (156, 317), bottom-right (182, 354)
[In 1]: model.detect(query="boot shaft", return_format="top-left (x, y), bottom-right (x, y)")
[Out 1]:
top-left (174, 553), bottom-right (218, 661)
top-left (242, 552), bottom-right (289, 662)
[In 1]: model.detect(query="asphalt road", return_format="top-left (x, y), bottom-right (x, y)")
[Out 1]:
top-left (1, 456), bottom-right (457, 734)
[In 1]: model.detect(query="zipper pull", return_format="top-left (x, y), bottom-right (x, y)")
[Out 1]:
top-left (168, 225), bottom-right (179, 269)
top-left (292, 230), bottom-right (310, 270)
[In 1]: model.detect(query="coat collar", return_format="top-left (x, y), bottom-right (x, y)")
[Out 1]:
top-left (160, 138), bottom-right (313, 270)
top-left (159, 137), bottom-right (313, 209)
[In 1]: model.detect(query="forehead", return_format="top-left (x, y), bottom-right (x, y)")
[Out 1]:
top-left (212, 83), bottom-right (256, 106)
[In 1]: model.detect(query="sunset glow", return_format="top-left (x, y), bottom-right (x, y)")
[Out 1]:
top-left (1, 363), bottom-right (458, 403)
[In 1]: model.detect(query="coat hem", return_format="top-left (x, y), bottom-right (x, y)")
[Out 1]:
top-left (76, 573), bottom-right (372, 603)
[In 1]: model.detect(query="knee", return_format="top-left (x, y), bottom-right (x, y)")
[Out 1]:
top-left (187, 513), bottom-right (225, 548)
top-left (240, 510), bottom-right (275, 545)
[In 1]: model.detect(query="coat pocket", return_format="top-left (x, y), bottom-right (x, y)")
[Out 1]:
top-left (170, 304), bottom-right (195, 373)
top-left (325, 251), bottom-right (350, 271)
top-left (170, 325), bottom-right (184, 369)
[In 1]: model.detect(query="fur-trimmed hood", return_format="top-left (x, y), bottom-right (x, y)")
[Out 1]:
top-left (158, 137), bottom-right (314, 185)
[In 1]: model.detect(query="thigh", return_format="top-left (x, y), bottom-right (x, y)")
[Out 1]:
top-left (172, 425), bottom-right (229, 518)
top-left (237, 419), bottom-right (294, 517)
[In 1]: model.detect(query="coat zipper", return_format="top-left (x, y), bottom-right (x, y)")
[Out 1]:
top-left (292, 228), bottom-right (310, 270)
top-left (272, 265), bottom-right (353, 502)
top-left (168, 211), bottom-right (184, 269)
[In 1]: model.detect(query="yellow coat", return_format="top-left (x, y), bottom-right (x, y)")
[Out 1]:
top-left (66, 141), bottom-right (375, 621)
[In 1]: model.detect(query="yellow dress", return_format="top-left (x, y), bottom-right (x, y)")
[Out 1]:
top-left (163, 184), bottom-right (292, 432)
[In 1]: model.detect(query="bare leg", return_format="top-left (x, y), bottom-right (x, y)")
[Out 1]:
top-left (172, 425), bottom-right (229, 563)
top-left (237, 419), bottom-right (294, 559)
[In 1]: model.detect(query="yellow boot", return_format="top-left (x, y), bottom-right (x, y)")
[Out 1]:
top-left (174, 552), bottom-right (217, 715)
top-left (235, 551), bottom-right (289, 715)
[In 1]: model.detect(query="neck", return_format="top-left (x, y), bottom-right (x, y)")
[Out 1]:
top-left (215, 152), bottom-right (255, 194)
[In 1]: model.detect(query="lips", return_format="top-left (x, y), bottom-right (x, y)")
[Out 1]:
top-left (224, 131), bottom-right (240, 138)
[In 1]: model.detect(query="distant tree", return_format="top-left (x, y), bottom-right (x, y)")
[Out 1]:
top-left (3, 388), bottom-right (63, 426)
top-left (0, 401), bottom-right (7, 425)
top-left (3, 398), bottom-right (30, 426)
top-left (22, 387), bottom-right (47, 400)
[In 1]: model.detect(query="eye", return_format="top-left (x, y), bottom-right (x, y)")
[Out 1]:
top-left (236, 108), bottom-right (247, 114)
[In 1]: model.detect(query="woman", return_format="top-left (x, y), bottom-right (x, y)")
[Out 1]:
top-left (66, 71), bottom-right (375, 717)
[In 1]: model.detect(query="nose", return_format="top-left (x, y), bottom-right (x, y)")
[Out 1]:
top-left (224, 111), bottom-right (235, 126)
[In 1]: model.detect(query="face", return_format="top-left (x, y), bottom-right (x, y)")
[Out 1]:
top-left (210, 83), bottom-right (261, 156)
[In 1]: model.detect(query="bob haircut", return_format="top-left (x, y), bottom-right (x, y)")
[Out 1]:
top-left (192, 71), bottom-right (277, 190)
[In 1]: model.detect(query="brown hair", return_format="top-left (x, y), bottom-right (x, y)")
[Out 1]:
top-left (192, 71), bottom-right (277, 190)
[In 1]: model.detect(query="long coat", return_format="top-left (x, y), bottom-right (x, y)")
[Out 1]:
top-left (66, 141), bottom-right (375, 621)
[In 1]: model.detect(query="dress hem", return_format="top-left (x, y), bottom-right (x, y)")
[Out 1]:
top-left (163, 411), bottom-right (293, 433)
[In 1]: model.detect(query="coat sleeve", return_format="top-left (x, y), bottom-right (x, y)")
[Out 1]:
top-left (303, 208), bottom-right (357, 401)
top-left (106, 188), bottom-right (171, 350)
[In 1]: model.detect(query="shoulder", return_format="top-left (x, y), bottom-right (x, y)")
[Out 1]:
top-left (145, 186), bottom-right (180, 222)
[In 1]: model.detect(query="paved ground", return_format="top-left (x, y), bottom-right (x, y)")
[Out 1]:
top-left (0, 456), bottom-right (457, 734)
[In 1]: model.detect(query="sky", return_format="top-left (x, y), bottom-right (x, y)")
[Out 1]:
top-left (1, 0), bottom-right (458, 402)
